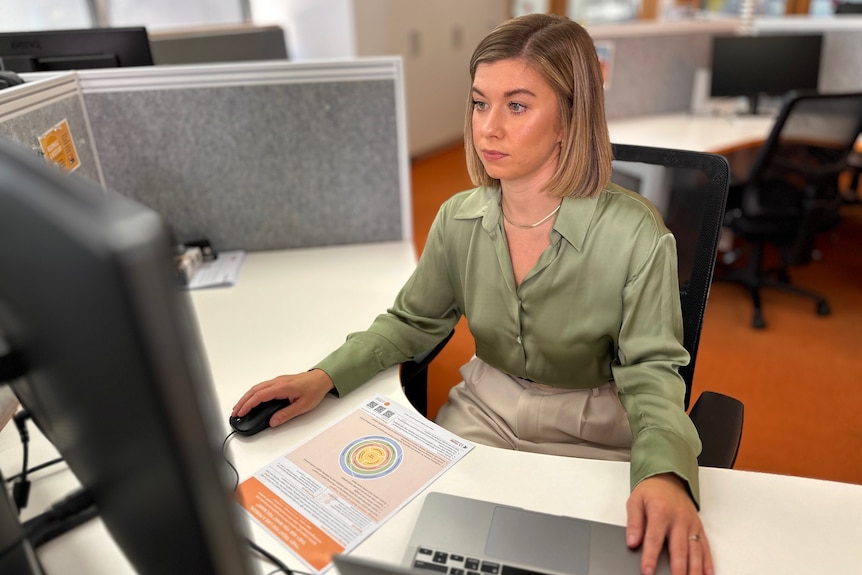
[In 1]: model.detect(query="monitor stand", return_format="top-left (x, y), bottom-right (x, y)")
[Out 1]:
top-left (743, 93), bottom-right (762, 116)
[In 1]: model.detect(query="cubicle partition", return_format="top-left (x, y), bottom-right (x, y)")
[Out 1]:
top-left (593, 18), bottom-right (862, 119)
top-left (0, 73), bottom-right (104, 186)
top-left (0, 58), bottom-right (411, 252)
top-left (820, 29), bottom-right (862, 91)
top-left (592, 20), bottom-right (738, 119)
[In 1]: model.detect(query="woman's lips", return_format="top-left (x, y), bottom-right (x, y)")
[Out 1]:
top-left (482, 149), bottom-right (508, 162)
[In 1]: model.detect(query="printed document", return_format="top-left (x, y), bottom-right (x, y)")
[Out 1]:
top-left (187, 250), bottom-right (245, 289)
top-left (235, 395), bottom-right (474, 573)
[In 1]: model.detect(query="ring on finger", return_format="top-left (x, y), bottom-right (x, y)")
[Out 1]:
top-left (688, 534), bottom-right (701, 542)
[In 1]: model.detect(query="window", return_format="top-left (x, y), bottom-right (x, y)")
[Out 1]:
top-left (0, 0), bottom-right (249, 33)
top-left (0, 0), bottom-right (91, 31)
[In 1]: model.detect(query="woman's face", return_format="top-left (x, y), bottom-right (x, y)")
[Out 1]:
top-left (471, 58), bottom-right (562, 191)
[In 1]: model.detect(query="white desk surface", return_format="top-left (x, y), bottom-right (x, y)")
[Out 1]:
top-left (2, 241), bottom-right (862, 575)
top-left (608, 113), bottom-right (776, 154)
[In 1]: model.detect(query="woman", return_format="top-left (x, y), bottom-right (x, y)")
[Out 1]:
top-left (233, 13), bottom-right (712, 575)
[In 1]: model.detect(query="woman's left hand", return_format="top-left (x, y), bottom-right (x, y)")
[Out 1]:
top-left (626, 473), bottom-right (713, 575)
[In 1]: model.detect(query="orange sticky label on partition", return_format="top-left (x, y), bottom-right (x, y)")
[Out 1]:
top-left (38, 119), bottom-right (81, 173)
top-left (236, 476), bottom-right (344, 571)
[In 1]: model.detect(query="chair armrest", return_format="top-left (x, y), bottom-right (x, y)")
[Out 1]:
top-left (399, 330), bottom-right (455, 416)
top-left (689, 391), bottom-right (744, 469)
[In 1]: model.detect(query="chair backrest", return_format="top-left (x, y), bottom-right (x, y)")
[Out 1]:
top-left (610, 144), bottom-right (730, 409)
top-left (739, 92), bottom-right (862, 264)
top-left (747, 91), bottom-right (862, 194)
top-left (835, 1), bottom-right (862, 13)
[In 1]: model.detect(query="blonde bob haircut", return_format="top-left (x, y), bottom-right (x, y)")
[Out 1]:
top-left (464, 13), bottom-right (612, 199)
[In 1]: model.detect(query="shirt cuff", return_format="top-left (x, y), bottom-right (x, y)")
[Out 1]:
top-left (313, 337), bottom-right (389, 397)
top-left (629, 426), bottom-right (701, 509)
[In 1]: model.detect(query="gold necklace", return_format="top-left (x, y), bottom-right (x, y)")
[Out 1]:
top-left (501, 202), bottom-right (562, 229)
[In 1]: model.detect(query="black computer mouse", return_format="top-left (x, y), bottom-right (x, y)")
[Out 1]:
top-left (0, 71), bottom-right (24, 90)
top-left (229, 398), bottom-right (292, 436)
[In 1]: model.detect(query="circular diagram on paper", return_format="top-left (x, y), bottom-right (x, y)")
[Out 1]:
top-left (339, 435), bottom-right (403, 479)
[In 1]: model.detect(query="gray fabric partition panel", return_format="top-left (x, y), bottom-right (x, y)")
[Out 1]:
top-left (599, 25), bottom-right (862, 119)
top-left (0, 83), bottom-right (103, 186)
top-left (81, 74), bottom-right (403, 252)
top-left (820, 30), bottom-right (862, 92)
top-left (602, 32), bottom-right (713, 119)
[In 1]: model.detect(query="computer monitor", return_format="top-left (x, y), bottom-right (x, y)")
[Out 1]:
top-left (148, 25), bottom-right (288, 65)
top-left (0, 137), bottom-right (253, 574)
top-left (710, 34), bottom-right (823, 115)
top-left (0, 27), bottom-right (153, 73)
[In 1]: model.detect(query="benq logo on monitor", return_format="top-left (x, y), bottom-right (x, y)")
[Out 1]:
top-left (10, 40), bottom-right (41, 51)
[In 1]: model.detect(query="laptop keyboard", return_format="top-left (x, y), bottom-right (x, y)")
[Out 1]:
top-left (411, 545), bottom-right (554, 575)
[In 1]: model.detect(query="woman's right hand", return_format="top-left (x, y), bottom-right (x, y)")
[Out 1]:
top-left (231, 368), bottom-right (335, 427)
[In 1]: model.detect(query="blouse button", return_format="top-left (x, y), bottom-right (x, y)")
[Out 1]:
top-left (516, 336), bottom-right (522, 345)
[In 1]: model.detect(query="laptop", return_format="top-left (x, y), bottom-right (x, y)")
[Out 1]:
top-left (335, 492), bottom-right (670, 575)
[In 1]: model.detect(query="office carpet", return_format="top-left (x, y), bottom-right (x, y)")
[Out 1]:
top-left (410, 142), bottom-right (862, 486)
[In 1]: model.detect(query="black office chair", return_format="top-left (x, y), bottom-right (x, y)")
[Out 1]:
top-left (843, 150), bottom-right (861, 203)
top-left (401, 144), bottom-right (744, 469)
top-left (719, 91), bottom-right (862, 329)
top-left (835, 1), bottom-right (862, 14)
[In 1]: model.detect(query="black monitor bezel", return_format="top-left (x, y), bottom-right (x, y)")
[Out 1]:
top-left (0, 137), bottom-right (252, 574)
top-left (0, 27), bottom-right (153, 73)
top-left (709, 33), bottom-right (823, 115)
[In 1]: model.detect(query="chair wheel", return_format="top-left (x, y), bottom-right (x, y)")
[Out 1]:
top-left (817, 301), bottom-right (831, 316)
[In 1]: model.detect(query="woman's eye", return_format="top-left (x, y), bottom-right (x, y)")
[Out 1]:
top-left (472, 100), bottom-right (488, 111)
top-left (509, 102), bottom-right (526, 113)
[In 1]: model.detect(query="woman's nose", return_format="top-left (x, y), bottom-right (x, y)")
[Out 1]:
top-left (478, 108), bottom-right (503, 139)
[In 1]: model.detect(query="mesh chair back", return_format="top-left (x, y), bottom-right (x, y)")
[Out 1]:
top-left (750, 91), bottom-right (862, 193)
top-left (611, 144), bottom-right (730, 408)
top-left (742, 92), bottom-right (862, 265)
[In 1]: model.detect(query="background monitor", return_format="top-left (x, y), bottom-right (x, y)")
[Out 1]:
top-left (710, 33), bottom-right (823, 115)
top-left (148, 24), bottom-right (288, 65)
top-left (0, 137), bottom-right (253, 574)
top-left (0, 27), bottom-right (153, 73)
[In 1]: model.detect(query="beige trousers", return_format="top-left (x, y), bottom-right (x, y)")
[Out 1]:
top-left (435, 356), bottom-right (633, 461)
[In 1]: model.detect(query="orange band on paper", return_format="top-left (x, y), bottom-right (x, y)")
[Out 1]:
top-left (236, 477), bottom-right (344, 571)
